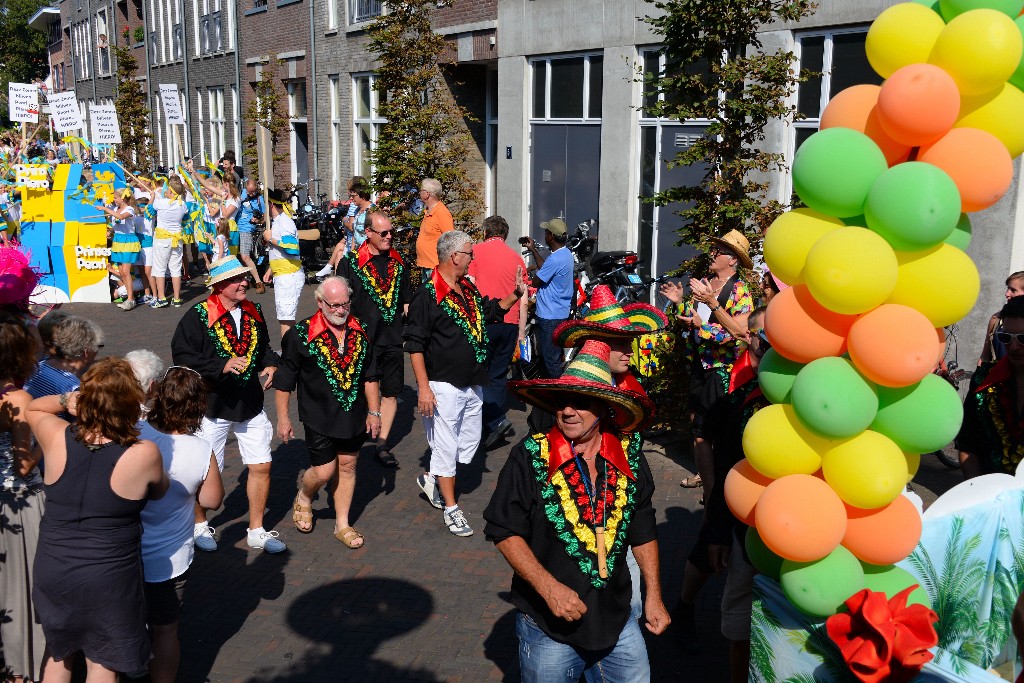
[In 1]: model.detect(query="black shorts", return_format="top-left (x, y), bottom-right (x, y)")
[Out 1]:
top-left (145, 569), bottom-right (189, 626)
top-left (375, 344), bottom-right (404, 398)
top-left (306, 424), bottom-right (367, 466)
top-left (688, 366), bottom-right (729, 439)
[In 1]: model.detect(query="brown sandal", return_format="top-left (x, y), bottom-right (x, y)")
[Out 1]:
top-left (680, 474), bottom-right (703, 489)
top-left (292, 496), bottom-right (314, 533)
top-left (335, 526), bottom-right (364, 549)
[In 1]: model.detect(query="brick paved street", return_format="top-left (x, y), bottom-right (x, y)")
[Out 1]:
top-left (56, 276), bottom-right (962, 683)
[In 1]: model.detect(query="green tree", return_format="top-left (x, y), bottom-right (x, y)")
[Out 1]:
top-left (642, 0), bottom-right (816, 275)
top-left (112, 45), bottom-right (156, 173)
top-left (367, 0), bottom-right (484, 235)
top-left (242, 59), bottom-right (289, 186)
top-left (0, 0), bottom-right (50, 124)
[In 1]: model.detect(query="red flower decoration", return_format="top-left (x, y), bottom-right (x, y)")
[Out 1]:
top-left (826, 586), bottom-right (938, 683)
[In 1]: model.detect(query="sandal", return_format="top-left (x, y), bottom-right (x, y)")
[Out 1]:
top-left (292, 495), bottom-right (314, 533)
top-left (335, 526), bottom-right (364, 549)
top-left (680, 474), bottom-right (703, 488)
top-left (375, 445), bottom-right (399, 468)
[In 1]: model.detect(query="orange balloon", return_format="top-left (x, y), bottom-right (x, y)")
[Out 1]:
top-left (764, 285), bottom-right (858, 364)
top-left (876, 64), bottom-right (960, 146)
top-left (848, 304), bottom-right (938, 387)
top-left (755, 474), bottom-right (847, 563)
top-left (820, 85), bottom-right (912, 165)
top-left (842, 496), bottom-right (922, 565)
top-left (919, 127), bottom-right (1014, 212)
top-left (724, 459), bottom-right (774, 526)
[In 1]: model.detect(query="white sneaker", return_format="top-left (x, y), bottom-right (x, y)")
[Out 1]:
top-left (193, 523), bottom-right (218, 552)
top-left (417, 473), bottom-right (443, 509)
top-left (315, 264), bottom-right (333, 278)
top-left (118, 299), bottom-right (137, 311)
top-left (443, 507), bottom-right (474, 537)
top-left (247, 528), bottom-right (286, 553)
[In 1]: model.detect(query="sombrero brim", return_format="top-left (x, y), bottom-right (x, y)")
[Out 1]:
top-left (508, 378), bottom-right (655, 432)
top-left (207, 265), bottom-right (251, 288)
top-left (553, 304), bottom-right (669, 348)
top-left (623, 303), bottom-right (669, 332)
top-left (709, 237), bottom-right (753, 269)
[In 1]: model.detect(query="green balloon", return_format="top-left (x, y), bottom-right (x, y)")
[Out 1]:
top-left (861, 562), bottom-right (931, 609)
top-left (781, 545), bottom-right (866, 618)
top-left (757, 348), bottom-right (802, 404)
top-left (745, 526), bottom-right (785, 581)
top-left (864, 162), bottom-right (962, 252)
top-left (791, 357), bottom-right (879, 439)
top-left (792, 128), bottom-right (889, 219)
top-left (944, 213), bottom-right (972, 251)
top-left (870, 374), bottom-right (964, 453)
top-left (941, 0), bottom-right (1023, 21)
top-left (912, 0), bottom-right (941, 12)
top-left (843, 214), bottom-right (868, 228)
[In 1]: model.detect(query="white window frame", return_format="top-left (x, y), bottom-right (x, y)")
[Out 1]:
top-left (327, 0), bottom-right (337, 30)
top-left (529, 52), bottom-right (603, 124)
top-left (351, 73), bottom-right (385, 181)
top-left (485, 68), bottom-right (498, 215)
top-left (155, 96), bottom-right (164, 166)
top-left (195, 89), bottom-right (205, 157)
top-left (95, 9), bottom-right (110, 76)
top-left (329, 75), bottom-right (342, 199)
top-left (348, 0), bottom-right (382, 26)
top-left (231, 86), bottom-right (240, 160)
top-left (209, 87), bottom-right (226, 161)
top-left (287, 80), bottom-right (308, 189)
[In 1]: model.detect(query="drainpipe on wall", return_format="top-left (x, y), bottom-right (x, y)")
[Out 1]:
top-left (180, 1), bottom-right (192, 158)
top-left (142, 0), bottom-right (154, 164)
top-left (308, 0), bottom-right (319, 201)
top-left (233, 4), bottom-right (242, 170)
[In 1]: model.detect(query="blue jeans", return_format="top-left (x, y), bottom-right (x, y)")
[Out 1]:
top-left (483, 322), bottom-right (519, 431)
top-left (535, 317), bottom-right (565, 378)
top-left (516, 611), bottom-right (651, 683)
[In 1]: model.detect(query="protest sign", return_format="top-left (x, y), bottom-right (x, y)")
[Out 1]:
top-left (159, 84), bottom-right (186, 125)
top-left (8, 83), bottom-right (39, 123)
top-left (90, 104), bottom-right (121, 144)
top-left (47, 92), bottom-right (84, 132)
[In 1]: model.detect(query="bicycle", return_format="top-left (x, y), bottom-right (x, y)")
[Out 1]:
top-left (930, 322), bottom-right (972, 469)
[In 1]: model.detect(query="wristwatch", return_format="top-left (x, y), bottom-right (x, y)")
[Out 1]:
top-left (368, 411), bottom-right (382, 417)
top-left (59, 392), bottom-right (69, 408)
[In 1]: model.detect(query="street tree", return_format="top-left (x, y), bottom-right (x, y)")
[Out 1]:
top-left (242, 59), bottom-right (290, 186)
top-left (112, 46), bottom-right (157, 172)
top-left (367, 0), bottom-right (483, 234)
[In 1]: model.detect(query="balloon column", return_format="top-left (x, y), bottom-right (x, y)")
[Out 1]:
top-left (727, 1), bottom-right (1024, 622)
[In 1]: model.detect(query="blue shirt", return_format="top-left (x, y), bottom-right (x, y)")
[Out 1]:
top-left (535, 246), bottom-right (574, 319)
top-left (236, 194), bottom-right (265, 234)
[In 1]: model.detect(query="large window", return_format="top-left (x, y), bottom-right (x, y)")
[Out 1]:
top-left (209, 87), bottom-right (226, 160)
top-left (530, 53), bottom-right (603, 121)
top-left (195, 89), bottom-right (205, 156)
top-left (349, 0), bottom-right (381, 25)
top-left (95, 9), bottom-right (110, 75)
top-left (194, 0), bottom-right (226, 54)
top-left (326, 0), bottom-right (337, 30)
top-left (352, 73), bottom-right (384, 180)
top-left (73, 21), bottom-right (93, 80)
top-left (231, 86), bottom-right (240, 159)
top-left (329, 75), bottom-right (343, 199)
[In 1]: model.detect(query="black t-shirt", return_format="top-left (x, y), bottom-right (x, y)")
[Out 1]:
top-left (483, 430), bottom-right (657, 651)
top-left (337, 248), bottom-right (411, 348)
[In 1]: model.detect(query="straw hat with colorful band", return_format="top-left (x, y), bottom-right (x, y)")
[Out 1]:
top-left (553, 285), bottom-right (669, 348)
top-left (207, 256), bottom-right (251, 288)
top-left (710, 229), bottom-right (753, 269)
top-left (508, 339), bottom-right (655, 432)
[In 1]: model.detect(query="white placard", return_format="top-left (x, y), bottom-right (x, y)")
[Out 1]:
top-left (159, 84), bottom-right (185, 125)
top-left (8, 83), bottom-right (39, 123)
top-left (90, 104), bottom-right (121, 144)
top-left (46, 91), bottom-right (84, 132)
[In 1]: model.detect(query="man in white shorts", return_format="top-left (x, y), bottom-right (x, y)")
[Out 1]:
top-left (404, 230), bottom-right (524, 536)
top-left (262, 188), bottom-right (304, 339)
top-left (170, 255), bottom-right (286, 553)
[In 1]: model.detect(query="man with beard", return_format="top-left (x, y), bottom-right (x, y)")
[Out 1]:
top-left (337, 212), bottom-right (410, 467)
top-left (275, 276), bottom-right (382, 548)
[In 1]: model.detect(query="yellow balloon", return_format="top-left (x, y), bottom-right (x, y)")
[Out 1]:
top-left (904, 451), bottom-right (921, 482)
top-left (742, 404), bottom-right (834, 479)
top-left (763, 209), bottom-right (844, 286)
top-left (957, 83), bottom-right (1024, 158)
top-left (822, 431), bottom-right (909, 509)
top-left (804, 227), bottom-right (899, 315)
top-left (887, 244), bottom-right (980, 327)
top-left (929, 9), bottom-right (1023, 96)
top-left (866, 4), bottom-right (947, 79)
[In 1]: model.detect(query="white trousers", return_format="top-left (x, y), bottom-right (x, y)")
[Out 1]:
top-left (198, 411), bottom-right (274, 472)
top-left (423, 381), bottom-right (483, 478)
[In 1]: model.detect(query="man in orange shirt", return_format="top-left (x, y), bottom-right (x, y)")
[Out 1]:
top-left (414, 178), bottom-right (454, 279)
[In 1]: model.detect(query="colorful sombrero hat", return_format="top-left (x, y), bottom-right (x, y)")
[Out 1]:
top-left (207, 255), bottom-right (251, 288)
top-left (553, 285), bottom-right (669, 348)
top-left (508, 339), bottom-right (655, 432)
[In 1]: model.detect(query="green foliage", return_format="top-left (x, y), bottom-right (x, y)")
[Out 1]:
top-left (0, 0), bottom-right (50, 125)
top-left (242, 60), bottom-right (290, 185)
top-left (640, 326), bottom-right (691, 435)
top-left (133, 26), bottom-right (146, 44)
top-left (112, 46), bottom-right (156, 173)
top-left (367, 0), bottom-right (484, 237)
top-left (642, 0), bottom-right (816, 276)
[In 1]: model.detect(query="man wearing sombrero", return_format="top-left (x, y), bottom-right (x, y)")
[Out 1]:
top-left (659, 229), bottom-right (754, 493)
top-left (261, 188), bottom-right (304, 339)
top-left (483, 340), bottom-right (670, 681)
top-left (171, 255), bottom-right (285, 553)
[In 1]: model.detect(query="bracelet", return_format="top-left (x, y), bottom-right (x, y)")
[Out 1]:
top-left (710, 305), bottom-right (721, 312)
top-left (368, 411), bottom-right (382, 417)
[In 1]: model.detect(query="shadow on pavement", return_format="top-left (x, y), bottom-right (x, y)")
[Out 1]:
top-left (246, 578), bottom-right (439, 683)
top-left (482, 605), bottom-right (519, 682)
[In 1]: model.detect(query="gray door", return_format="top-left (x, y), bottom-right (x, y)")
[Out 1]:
top-left (529, 124), bottom-right (601, 241)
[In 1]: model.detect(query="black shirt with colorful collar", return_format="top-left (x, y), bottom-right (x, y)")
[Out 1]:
top-left (403, 269), bottom-right (509, 389)
top-left (273, 311), bottom-right (381, 440)
top-left (483, 428), bottom-right (657, 651)
top-left (171, 296), bottom-right (279, 422)
top-left (955, 358), bottom-right (1024, 474)
top-left (336, 242), bottom-right (411, 348)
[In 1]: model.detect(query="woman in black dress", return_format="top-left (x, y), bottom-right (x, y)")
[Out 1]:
top-left (27, 356), bottom-right (169, 682)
